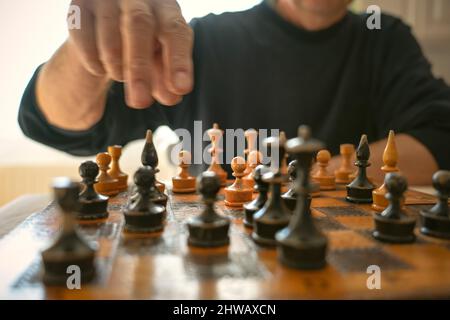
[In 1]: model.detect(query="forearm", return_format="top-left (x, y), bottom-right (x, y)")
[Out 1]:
top-left (36, 40), bottom-right (110, 131)
top-left (329, 134), bottom-right (438, 186)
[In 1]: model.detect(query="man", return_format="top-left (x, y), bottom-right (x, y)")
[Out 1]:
top-left (18, 0), bottom-right (450, 184)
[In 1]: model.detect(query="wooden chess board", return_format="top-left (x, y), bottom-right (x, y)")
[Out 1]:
top-left (1, 185), bottom-right (450, 299)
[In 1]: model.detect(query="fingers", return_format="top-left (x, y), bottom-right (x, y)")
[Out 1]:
top-left (154, 0), bottom-right (194, 95)
top-left (120, 0), bottom-right (155, 108)
top-left (95, 0), bottom-right (123, 81)
top-left (68, 0), bottom-right (105, 76)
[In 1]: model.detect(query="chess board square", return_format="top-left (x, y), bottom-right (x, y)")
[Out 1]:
top-left (327, 230), bottom-right (376, 250)
top-left (315, 206), bottom-right (371, 217)
top-left (335, 216), bottom-right (374, 230)
top-left (315, 216), bottom-right (346, 231)
top-left (328, 247), bottom-right (411, 273)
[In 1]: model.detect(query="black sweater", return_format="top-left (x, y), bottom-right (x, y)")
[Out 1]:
top-left (19, 1), bottom-right (450, 173)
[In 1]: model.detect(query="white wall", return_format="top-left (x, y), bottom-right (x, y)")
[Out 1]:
top-left (0, 0), bottom-right (261, 166)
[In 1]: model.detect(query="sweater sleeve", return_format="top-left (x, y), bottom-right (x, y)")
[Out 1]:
top-left (370, 17), bottom-right (450, 170)
top-left (17, 65), bottom-right (179, 157)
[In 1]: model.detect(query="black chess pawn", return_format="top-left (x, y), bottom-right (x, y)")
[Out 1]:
top-left (373, 173), bottom-right (416, 243)
top-left (276, 125), bottom-right (328, 269)
top-left (282, 160), bottom-right (314, 211)
top-left (346, 134), bottom-right (376, 203)
top-left (252, 135), bottom-right (291, 246)
top-left (77, 161), bottom-right (109, 220)
top-left (188, 172), bottom-right (230, 247)
top-left (41, 178), bottom-right (96, 285)
top-left (124, 166), bottom-right (166, 233)
top-left (243, 165), bottom-right (270, 228)
top-left (420, 170), bottom-right (450, 239)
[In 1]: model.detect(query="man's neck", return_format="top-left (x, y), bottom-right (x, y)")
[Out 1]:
top-left (267, 0), bottom-right (348, 31)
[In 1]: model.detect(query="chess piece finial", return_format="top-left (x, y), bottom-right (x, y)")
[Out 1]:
top-left (312, 149), bottom-right (336, 190)
top-left (252, 135), bottom-right (291, 246)
top-left (224, 156), bottom-right (253, 207)
top-left (188, 172), bottom-right (230, 247)
top-left (141, 129), bottom-right (165, 193)
top-left (276, 125), bottom-right (328, 269)
top-left (77, 161), bottom-right (109, 220)
top-left (372, 130), bottom-right (399, 211)
top-left (206, 124), bottom-right (227, 186)
top-left (346, 134), bottom-right (376, 203)
top-left (108, 145), bottom-right (128, 192)
top-left (42, 178), bottom-right (96, 285)
top-left (243, 150), bottom-right (263, 191)
top-left (244, 165), bottom-right (270, 228)
top-left (172, 150), bottom-right (196, 193)
top-left (335, 144), bottom-right (355, 184)
top-left (373, 173), bottom-right (416, 243)
top-left (420, 170), bottom-right (450, 239)
top-left (124, 166), bottom-right (166, 233)
top-left (95, 152), bottom-right (120, 196)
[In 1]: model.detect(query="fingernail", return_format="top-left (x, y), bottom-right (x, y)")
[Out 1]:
top-left (174, 71), bottom-right (191, 91)
top-left (130, 80), bottom-right (151, 107)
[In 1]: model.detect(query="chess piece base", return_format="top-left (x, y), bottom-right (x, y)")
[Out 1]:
top-left (77, 198), bottom-right (109, 220)
top-left (373, 214), bottom-right (416, 243)
top-left (42, 232), bottom-right (96, 285)
top-left (242, 178), bottom-right (255, 191)
top-left (115, 175), bottom-right (128, 192)
top-left (188, 218), bottom-right (230, 247)
top-left (172, 177), bottom-right (196, 193)
top-left (124, 210), bottom-right (165, 233)
top-left (346, 186), bottom-right (374, 203)
top-left (335, 171), bottom-right (351, 184)
top-left (156, 181), bottom-right (166, 193)
top-left (252, 218), bottom-right (289, 247)
top-left (224, 189), bottom-right (252, 208)
top-left (94, 182), bottom-right (119, 197)
top-left (372, 188), bottom-right (388, 211)
top-left (420, 211), bottom-right (450, 239)
top-left (276, 237), bottom-right (327, 270)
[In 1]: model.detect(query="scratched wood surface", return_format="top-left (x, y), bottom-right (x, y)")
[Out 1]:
top-left (1, 185), bottom-right (450, 300)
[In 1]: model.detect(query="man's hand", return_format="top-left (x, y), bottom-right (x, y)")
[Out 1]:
top-left (70, 0), bottom-right (194, 108)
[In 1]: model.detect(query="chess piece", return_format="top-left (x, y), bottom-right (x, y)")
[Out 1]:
top-left (276, 125), bottom-right (328, 269)
top-left (77, 161), bottom-right (109, 220)
top-left (94, 152), bottom-right (120, 196)
top-left (372, 131), bottom-right (400, 211)
top-left (243, 165), bottom-right (270, 228)
top-left (172, 150), bottom-right (196, 193)
top-left (224, 157), bottom-right (253, 207)
top-left (346, 135), bottom-right (376, 203)
top-left (188, 172), bottom-right (230, 247)
top-left (252, 135), bottom-right (291, 246)
top-left (282, 160), bottom-right (314, 211)
top-left (244, 128), bottom-right (258, 177)
top-left (124, 167), bottom-right (166, 233)
top-left (335, 144), bottom-right (355, 184)
top-left (373, 173), bottom-right (416, 243)
top-left (42, 178), bottom-right (96, 285)
top-left (242, 150), bottom-right (262, 191)
top-left (206, 123), bottom-right (227, 186)
top-left (108, 145), bottom-right (128, 192)
top-left (279, 131), bottom-right (289, 177)
top-left (420, 170), bottom-right (450, 239)
top-left (142, 129), bottom-right (165, 193)
top-left (312, 149), bottom-right (336, 190)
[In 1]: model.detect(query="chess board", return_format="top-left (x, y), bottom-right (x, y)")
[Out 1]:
top-left (1, 184), bottom-right (450, 299)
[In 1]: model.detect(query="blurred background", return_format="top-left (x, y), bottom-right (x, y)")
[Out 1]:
top-left (0, 0), bottom-right (449, 207)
